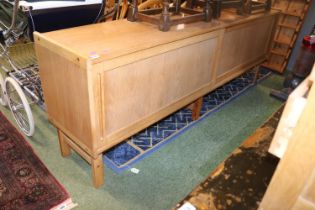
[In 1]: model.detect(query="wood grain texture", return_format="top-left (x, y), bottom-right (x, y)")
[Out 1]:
top-left (35, 45), bottom-right (94, 152)
top-left (57, 129), bottom-right (71, 157)
top-left (36, 11), bottom-right (278, 65)
top-left (216, 15), bottom-right (275, 81)
top-left (91, 155), bottom-right (104, 188)
top-left (302, 169), bottom-right (315, 205)
top-left (101, 37), bottom-right (217, 138)
top-left (35, 11), bottom-right (279, 187)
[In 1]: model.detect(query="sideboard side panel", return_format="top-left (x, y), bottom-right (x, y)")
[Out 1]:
top-left (36, 45), bottom-right (94, 152)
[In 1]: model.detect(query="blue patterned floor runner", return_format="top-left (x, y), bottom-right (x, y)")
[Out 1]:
top-left (104, 68), bottom-right (271, 173)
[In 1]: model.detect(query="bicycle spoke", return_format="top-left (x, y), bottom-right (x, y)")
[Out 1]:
top-left (14, 110), bottom-right (30, 131)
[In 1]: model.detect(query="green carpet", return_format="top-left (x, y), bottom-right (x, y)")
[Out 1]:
top-left (0, 73), bottom-right (283, 210)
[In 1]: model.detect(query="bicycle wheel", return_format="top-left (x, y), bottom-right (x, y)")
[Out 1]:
top-left (0, 74), bottom-right (7, 106)
top-left (5, 77), bottom-right (35, 136)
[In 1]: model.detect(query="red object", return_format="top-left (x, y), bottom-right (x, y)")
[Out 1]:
top-left (302, 35), bottom-right (315, 50)
top-left (0, 112), bottom-right (71, 210)
top-left (294, 35), bottom-right (315, 77)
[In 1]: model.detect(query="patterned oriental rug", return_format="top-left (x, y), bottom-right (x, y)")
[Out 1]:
top-left (0, 112), bottom-right (72, 210)
top-left (104, 68), bottom-right (272, 173)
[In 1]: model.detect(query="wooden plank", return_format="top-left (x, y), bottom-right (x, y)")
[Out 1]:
top-left (277, 26), bottom-right (296, 46)
top-left (35, 44), bottom-right (95, 152)
top-left (39, 11), bottom-right (279, 64)
top-left (99, 30), bottom-right (222, 72)
top-left (270, 48), bottom-right (288, 57)
top-left (282, 11), bottom-right (301, 18)
top-left (280, 15), bottom-right (300, 32)
top-left (87, 63), bottom-right (104, 150)
top-left (286, 0), bottom-right (307, 16)
top-left (302, 168), bottom-right (315, 204)
top-left (260, 67), bottom-right (315, 209)
top-left (91, 155), bottom-right (104, 188)
top-left (273, 37), bottom-right (291, 45)
top-left (262, 61), bottom-right (285, 72)
top-left (57, 129), bottom-right (72, 157)
top-left (34, 32), bottom-right (87, 69)
top-left (278, 22), bottom-right (298, 30)
top-left (62, 133), bottom-right (93, 164)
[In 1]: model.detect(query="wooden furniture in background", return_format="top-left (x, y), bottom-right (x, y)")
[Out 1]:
top-left (260, 64), bottom-right (315, 209)
top-left (212, 0), bottom-right (246, 18)
top-left (34, 10), bottom-right (278, 188)
top-left (138, 0), bottom-right (163, 10)
top-left (127, 0), bottom-right (212, 31)
top-left (244, 0), bottom-right (272, 14)
top-left (262, 0), bottom-right (311, 73)
top-left (132, 0), bottom-right (272, 31)
top-left (185, 0), bottom-right (271, 17)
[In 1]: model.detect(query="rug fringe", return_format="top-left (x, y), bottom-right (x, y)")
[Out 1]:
top-left (50, 198), bottom-right (78, 210)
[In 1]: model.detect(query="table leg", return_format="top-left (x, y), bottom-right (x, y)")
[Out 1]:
top-left (253, 65), bottom-right (261, 84)
top-left (186, 0), bottom-right (195, 9)
top-left (192, 97), bottom-right (203, 121)
top-left (212, 0), bottom-right (221, 19)
top-left (92, 155), bottom-right (104, 188)
top-left (174, 0), bottom-right (180, 14)
top-left (57, 129), bottom-right (71, 157)
top-left (127, 0), bottom-right (138, 22)
top-left (204, 0), bottom-right (211, 22)
top-left (159, 0), bottom-right (171, 31)
top-left (266, 0), bottom-right (272, 11)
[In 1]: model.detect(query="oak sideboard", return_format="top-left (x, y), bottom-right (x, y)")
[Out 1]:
top-left (34, 10), bottom-right (279, 188)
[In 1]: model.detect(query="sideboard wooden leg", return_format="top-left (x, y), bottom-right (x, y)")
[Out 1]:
top-left (253, 65), bottom-right (261, 84)
top-left (92, 155), bottom-right (104, 188)
top-left (57, 129), bottom-right (71, 157)
top-left (192, 97), bottom-right (203, 121)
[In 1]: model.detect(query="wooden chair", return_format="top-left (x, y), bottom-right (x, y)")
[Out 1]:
top-left (127, 0), bottom-right (272, 31)
top-left (244, 0), bottom-right (272, 14)
top-left (127, 0), bottom-right (212, 31)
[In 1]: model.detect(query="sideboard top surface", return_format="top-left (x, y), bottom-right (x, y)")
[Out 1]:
top-left (34, 10), bottom-right (278, 65)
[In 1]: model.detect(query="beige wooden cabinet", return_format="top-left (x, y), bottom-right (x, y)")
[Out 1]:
top-left (34, 10), bottom-right (279, 187)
